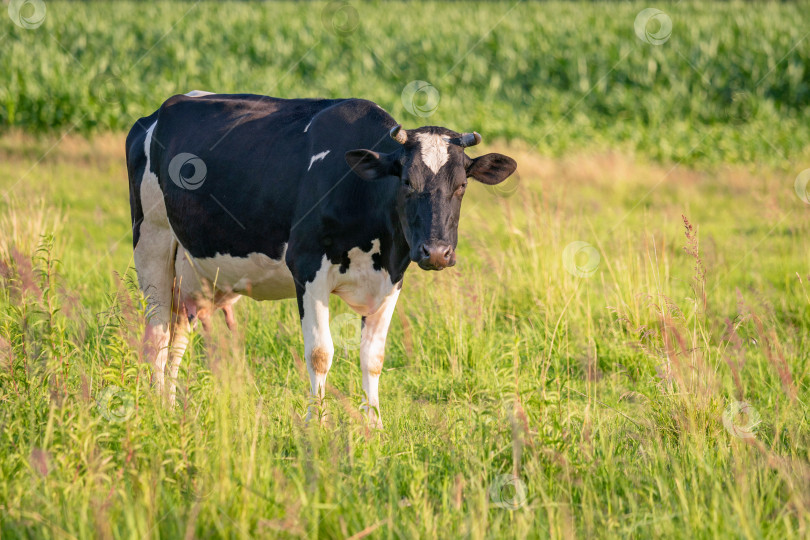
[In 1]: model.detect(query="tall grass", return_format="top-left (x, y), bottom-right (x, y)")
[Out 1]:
top-left (1, 0), bottom-right (809, 536)
top-left (1, 138), bottom-right (808, 537)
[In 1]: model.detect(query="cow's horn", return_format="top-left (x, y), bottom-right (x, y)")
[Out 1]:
top-left (458, 132), bottom-right (482, 147)
top-left (390, 124), bottom-right (408, 144)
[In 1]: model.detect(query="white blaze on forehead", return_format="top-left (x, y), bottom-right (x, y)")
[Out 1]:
top-left (415, 133), bottom-right (449, 174)
top-left (308, 150), bottom-right (330, 171)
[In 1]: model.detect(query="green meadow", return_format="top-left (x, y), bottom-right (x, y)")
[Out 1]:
top-left (1, 1), bottom-right (809, 538)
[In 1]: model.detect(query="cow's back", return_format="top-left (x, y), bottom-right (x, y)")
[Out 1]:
top-left (126, 93), bottom-right (404, 289)
top-left (144, 94), bottom-right (344, 261)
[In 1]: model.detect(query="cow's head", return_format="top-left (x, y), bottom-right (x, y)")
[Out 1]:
top-left (345, 125), bottom-right (517, 270)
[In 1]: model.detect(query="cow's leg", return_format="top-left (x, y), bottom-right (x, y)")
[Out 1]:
top-left (359, 286), bottom-right (400, 429)
top-left (222, 304), bottom-right (237, 332)
top-left (135, 233), bottom-right (176, 400)
top-left (134, 143), bottom-right (177, 403)
top-left (142, 318), bottom-right (170, 397)
top-left (295, 260), bottom-right (334, 424)
top-left (166, 253), bottom-right (196, 406)
top-left (166, 294), bottom-right (191, 406)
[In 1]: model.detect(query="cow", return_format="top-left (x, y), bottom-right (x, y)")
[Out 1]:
top-left (126, 91), bottom-right (517, 427)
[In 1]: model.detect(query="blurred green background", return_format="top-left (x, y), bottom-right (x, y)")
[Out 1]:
top-left (1, 1), bottom-right (809, 164)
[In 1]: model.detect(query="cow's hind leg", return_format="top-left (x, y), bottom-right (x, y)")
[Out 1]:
top-left (134, 140), bottom-right (178, 403)
top-left (166, 286), bottom-right (191, 406)
top-left (222, 304), bottom-right (237, 332)
top-left (135, 230), bottom-right (176, 401)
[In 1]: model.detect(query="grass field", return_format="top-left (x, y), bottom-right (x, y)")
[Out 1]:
top-left (2, 1), bottom-right (810, 539)
top-left (2, 1), bottom-right (810, 164)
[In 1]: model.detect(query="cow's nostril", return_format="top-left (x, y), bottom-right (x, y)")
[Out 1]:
top-left (417, 244), bottom-right (455, 270)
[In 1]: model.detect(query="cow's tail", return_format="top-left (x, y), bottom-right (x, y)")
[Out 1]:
top-left (125, 112), bottom-right (183, 402)
top-left (125, 112), bottom-right (159, 249)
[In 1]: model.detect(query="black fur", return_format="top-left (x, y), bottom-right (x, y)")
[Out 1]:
top-left (125, 94), bottom-right (516, 320)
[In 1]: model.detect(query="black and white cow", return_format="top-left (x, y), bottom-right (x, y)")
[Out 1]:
top-left (126, 91), bottom-right (516, 427)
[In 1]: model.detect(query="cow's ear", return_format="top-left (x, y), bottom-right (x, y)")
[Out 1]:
top-left (467, 153), bottom-right (517, 185)
top-left (345, 150), bottom-right (399, 181)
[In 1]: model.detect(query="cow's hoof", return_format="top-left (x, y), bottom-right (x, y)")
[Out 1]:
top-left (360, 404), bottom-right (383, 430)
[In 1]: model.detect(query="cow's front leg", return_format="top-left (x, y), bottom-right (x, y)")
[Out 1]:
top-left (296, 263), bottom-right (334, 424)
top-left (359, 285), bottom-right (401, 429)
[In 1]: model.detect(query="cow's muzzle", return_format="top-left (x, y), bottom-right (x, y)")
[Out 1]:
top-left (417, 243), bottom-right (456, 271)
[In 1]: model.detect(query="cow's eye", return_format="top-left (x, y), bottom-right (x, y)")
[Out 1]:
top-left (455, 183), bottom-right (467, 196)
top-left (402, 178), bottom-right (413, 189)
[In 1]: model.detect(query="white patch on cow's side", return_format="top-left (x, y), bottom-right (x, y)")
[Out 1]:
top-left (303, 120), bottom-right (313, 133)
top-left (307, 150), bottom-right (331, 171)
top-left (178, 245), bottom-right (297, 302)
top-left (415, 133), bottom-right (449, 174)
top-left (136, 121), bottom-right (173, 280)
top-left (185, 90), bottom-right (214, 97)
